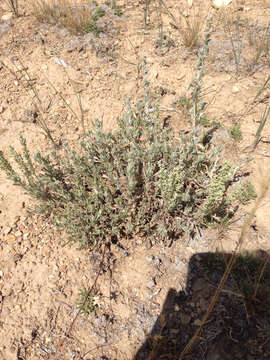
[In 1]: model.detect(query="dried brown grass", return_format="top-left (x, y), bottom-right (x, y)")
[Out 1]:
top-left (30, 0), bottom-right (93, 33)
top-left (176, 5), bottom-right (207, 49)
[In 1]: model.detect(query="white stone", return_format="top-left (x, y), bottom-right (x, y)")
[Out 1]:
top-left (1, 13), bottom-right (13, 22)
top-left (232, 85), bottom-right (239, 93)
top-left (212, 0), bottom-right (232, 9)
top-left (41, 64), bottom-right (48, 71)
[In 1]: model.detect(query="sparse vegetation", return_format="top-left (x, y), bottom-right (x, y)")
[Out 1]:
top-left (91, 7), bottom-right (105, 21)
top-left (230, 180), bottom-right (257, 205)
top-left (179, 171), bottom-right (270, 359)
top-left (0, 45), bottom-right (256, 250)
top-left (216, 8), bottom-right (270, 74)
top-left (143, 0), bottom-right (204, 49)
top-left (113, 5), bottom-right (123, 17)
top-left (178, 9), bottom-right (205, 49)
top-left (205, 250), bottom-right (270, 297)
top-left (230, 123), bottom-right (242, 141)
top-left (76, 288), bottom-right (99, 316)
top-left (177, 95), bottom-right (192, 112)
top-left (84, 22), bottom-right (102, 36)
top-left (247, 22), bottom-right (270, 71)
top-left (30, 0), bottom-right (103, 35)
top-left (0, 60), bottom-right (57, 148)
top-left (199, 115), bottom-right (220, 128)
top-left (1, 1), bottom-right (270, 358)
top-left (177, 95), bottom-right (219, 128)
top-left (223, 14), bottom-right (244, 74)
top-left (105, 0), bottom-right (123, 16)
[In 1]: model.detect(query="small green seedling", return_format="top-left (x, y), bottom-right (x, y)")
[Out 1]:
top-left (76, 288), bottom-right (99, 316)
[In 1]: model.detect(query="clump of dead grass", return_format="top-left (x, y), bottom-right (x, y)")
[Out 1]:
top-left (143, 0), bottom-right (205, 49)
top-left (177, 9), bottom-right (206, 49)
top-left (30, 0), bottom-right (102, 35)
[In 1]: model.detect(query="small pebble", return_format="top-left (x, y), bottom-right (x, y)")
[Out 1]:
top-left (147, 280), bottom-right (155, 289)
top-left (7, 234), bottom-right (16, 243)
top-left (10, 55), bottom-right (18, 62)
top-left (154, 257), bottom-right (162, 266)
top-left (232, 85), bottom-right (239, 93)
top-left (1, 13), bottom-right (13, 22)
top-left (41, 64), bottom-right (48, 71)
top-left (146, 255), bottom-right (154, 263)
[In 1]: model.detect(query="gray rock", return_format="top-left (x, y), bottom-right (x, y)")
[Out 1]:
top-left (0, 20), bottom-right (12, 35)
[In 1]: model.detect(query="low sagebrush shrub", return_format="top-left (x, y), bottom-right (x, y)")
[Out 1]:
top-left (0, 57), bottom-right (254, 250)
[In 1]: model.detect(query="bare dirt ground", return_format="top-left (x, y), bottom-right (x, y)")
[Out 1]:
top-left (0, 0), bottom-right (270, 359)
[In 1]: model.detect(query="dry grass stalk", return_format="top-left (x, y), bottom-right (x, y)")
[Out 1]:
top-left (5, 0), bottom-right (19, 16)
top-left (176, 5), bottom-right (207, 49)
top-left (248, 23), bottom-right (270, 71)
top-left (43, 69), bottom-right (87, 135)
top-left (253, 104), bottom-right (270, 150)
top-left (30, 0), bottom-right (93, 33)
top-left (1, 60), bottom-right (57, 148)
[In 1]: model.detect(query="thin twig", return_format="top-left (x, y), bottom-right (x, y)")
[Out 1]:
top-left (253, 252), bottom-right (270, 298)
top-left (253, 104), bottom-right (270, 150)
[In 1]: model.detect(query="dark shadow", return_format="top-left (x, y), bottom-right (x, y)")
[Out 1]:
top-left (134, 250), bottom-right (270, 360)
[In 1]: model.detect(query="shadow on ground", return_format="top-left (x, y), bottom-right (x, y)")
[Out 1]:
top-left (134, 250), bottom-right (270, 360)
